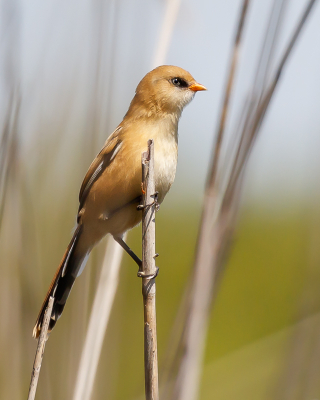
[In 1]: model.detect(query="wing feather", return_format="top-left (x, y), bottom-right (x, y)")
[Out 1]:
top-left (78, 126), bottom-right (123, 217)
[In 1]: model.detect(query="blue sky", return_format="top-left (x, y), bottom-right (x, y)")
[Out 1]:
top-left (3, 0), bottom-right (320, 206)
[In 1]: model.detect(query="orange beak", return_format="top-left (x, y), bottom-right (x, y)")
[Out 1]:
top-left (189, 82), bottom-right (207, 92)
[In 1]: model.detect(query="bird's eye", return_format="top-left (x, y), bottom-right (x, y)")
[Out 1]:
top-left (171, 77), bottom-right (188, 88)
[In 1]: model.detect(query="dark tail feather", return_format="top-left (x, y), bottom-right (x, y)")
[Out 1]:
top-left (33, 224), bottom-right (87, 338)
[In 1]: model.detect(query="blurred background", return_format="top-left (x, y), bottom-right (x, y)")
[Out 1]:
top-left (1, 0), bottom-right (320, 399)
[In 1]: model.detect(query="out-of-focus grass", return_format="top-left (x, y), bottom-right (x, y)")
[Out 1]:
top-left (201, 312), bottom-right (320, 400)
top-left (83, 202), bottom-right (317, 400)
top-left (202, 323), bottom-right (288, 400)
top-left (1, 185), bottom-right (319, 399)
top-left (206, 207), bottom-right (309, 361)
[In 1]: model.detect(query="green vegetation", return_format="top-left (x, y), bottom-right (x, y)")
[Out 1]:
top-left (1, 195), bottom-right (317, 399)
top-left (88, 203), bottom-right (315, 399)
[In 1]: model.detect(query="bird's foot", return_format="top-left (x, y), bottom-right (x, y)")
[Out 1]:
top-left (137, 253), bottom-right (159, 279)
top-left (137, 191), bottom-right (160, 211)
top-left (137, 266), bottom-right (159, 280)
top-left (153, 191), bottom-right (160, 211)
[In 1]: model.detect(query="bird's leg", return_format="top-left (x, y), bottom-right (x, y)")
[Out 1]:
top-left (113, 236), bottom-right (159, 279)
top-left (137, 191), bottom-right (160, 211)
top-left (113, 236), bottom-right (142, 268)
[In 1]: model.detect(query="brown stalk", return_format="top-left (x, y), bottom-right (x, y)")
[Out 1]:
top-left (208, 0), bottom-right (250, 189)
top-left (141, 139), bottom-right (159, 400)
top-left (27, 296), bottom-right (54, 400)
top-left (226, 0), bottom-right (317, 201)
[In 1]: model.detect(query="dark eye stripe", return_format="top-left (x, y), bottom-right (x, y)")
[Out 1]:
top-left (171, 77), bottom-right (189, 88)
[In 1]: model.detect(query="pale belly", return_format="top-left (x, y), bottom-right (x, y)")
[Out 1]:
top-left (153, 134), bottom-right (178, 203)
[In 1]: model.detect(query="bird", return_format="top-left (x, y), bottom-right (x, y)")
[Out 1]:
top-left (32, 65), bottom-right (206, 339)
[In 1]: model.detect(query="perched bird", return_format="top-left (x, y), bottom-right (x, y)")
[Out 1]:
top-left (33, 65), bottom-right (206, 338)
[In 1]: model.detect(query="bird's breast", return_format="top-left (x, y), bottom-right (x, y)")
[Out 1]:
top-left (152, 128), bottom-right (178, 203)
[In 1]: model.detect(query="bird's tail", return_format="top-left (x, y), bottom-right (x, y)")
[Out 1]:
top-left (33, 224), bottom-right (90, 338)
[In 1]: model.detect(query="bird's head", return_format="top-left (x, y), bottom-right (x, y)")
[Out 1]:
top-left (126, 65), bottom-right (206, 121)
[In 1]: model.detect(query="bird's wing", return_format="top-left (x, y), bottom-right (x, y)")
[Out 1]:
top-left (78, 126), bottom-right (123, 217)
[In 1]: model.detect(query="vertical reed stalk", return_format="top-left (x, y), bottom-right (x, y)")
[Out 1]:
top-left (27, 296), bottom-right (54, 400)
top-left (141, 140), bottom-right (159, 400)
top-left (174, 2), bottom-right (250, 399)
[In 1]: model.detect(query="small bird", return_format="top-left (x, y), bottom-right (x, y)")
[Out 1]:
top-left (33, 65), bottom-right (206, 338)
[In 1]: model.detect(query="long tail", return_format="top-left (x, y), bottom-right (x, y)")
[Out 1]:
top-left (33, 224), bottom-right (89, 338)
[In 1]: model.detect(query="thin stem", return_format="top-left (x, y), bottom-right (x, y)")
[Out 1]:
top-left (208, 0), bottom-right (250, 188)
top-left (226, 0), bottom-right (318, 201)
top-left (141, 140), bottom-right (159, 400)
top-left (27, 296), bottom-right (54, 400)
top-left (276, 0), bottom-right (317, 81)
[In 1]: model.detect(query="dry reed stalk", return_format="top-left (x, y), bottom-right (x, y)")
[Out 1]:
top-left (141, 139), bottom-right (159, 400)
top-left (173, 2), bottom-right (250, 399)
top-left (0, 85), bottom-right (20, 230)
top-left (27, 296), bottom-right (54, 400)
top-left (72, 237), bottom-right (124, 400)
top-left (0, 0), bottom-right (20, 231)
top-left (173, 0), bottom-right (318, 399)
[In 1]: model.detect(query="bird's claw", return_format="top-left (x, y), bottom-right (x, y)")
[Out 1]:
top-left (137, 191), bottom-right (160, 211)
top-left (152, 191), bottom-right (160, 211)
top-left (137, 267), bottom-right (159, 280)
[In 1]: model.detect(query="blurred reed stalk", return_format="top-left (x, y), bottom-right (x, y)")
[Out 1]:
top-left (73, 1), bottom-right (179, 398)
top-left (72, 4), bottom-right (123, 398)
top-left (0, 0), bottom-right (21, 231)
top-left (27, 296), bottom-right (54, 400)
top-left (0, 2), bottom-right (23, 399)
top-left (0, 95), bottom-right (20, 229)
top-left (72, 238), bottom-right (124, 400)
top-left (172, 0), bottom-right (318, 399)
top-left (141, 140), bottom-right (159, 400)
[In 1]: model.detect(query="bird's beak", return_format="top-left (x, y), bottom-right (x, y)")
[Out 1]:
top-left (189, 82), bottom-right (207, 92)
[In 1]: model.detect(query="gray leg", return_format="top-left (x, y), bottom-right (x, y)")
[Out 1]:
top-left (113, 236), bottom-right (159, 279)
top-left (113, 236), bottom-right (142, 268)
